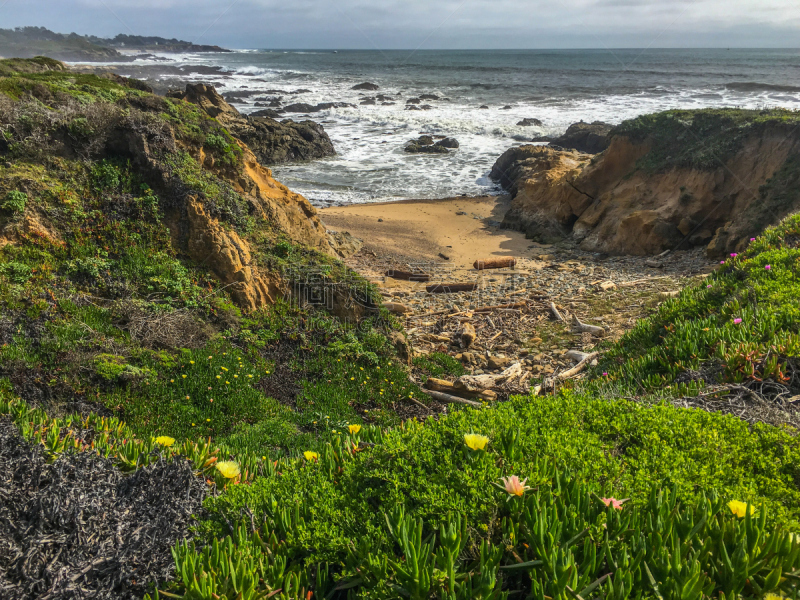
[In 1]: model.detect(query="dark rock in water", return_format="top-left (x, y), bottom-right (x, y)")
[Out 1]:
top-left (419, 104), bottom-right (433, 110)
top-left (375, 94), bottom-right (394, 102)
top-left (292, 88), bottom-right (312, 94)
top-left (382, 102), bottom-right (396, 106)
top-left (406, 98), bottom-right (422, 105)
top-left (360, 97), bottom-right (377, 105)
top-left (480, 105), bottom-right (489, 109)
top-left (436, 137), bottom-right (459, 149)
top-left (550, 120), bottom-right (613, 154)
top-left (250, 108), bottom-right (281, 118)
top-left (352, 82), bottom-right (380, 90)
top-left (530, 135), bottom-right (554, 143)
top-left (518, 118), bottom-right (543, 127)
top-left (168, 83), bottom-right (336, 164)
top-left (404, 135), bottom-right (456, 154)
top-left (511, 134), bottom-right (532, 142)
top-left (419, 94), bottom-right (440, 100)
top-left (406, 105), bottom-right (421, 111)
top-left (501, 105), bottom-right (512, 110)
top-left (281, 102), bottom-right (355, 113)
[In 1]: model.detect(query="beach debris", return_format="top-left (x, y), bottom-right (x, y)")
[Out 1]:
top-left (475, 301), bottom-right (527, 312)
top-left (598, 280), bottom-right (617, 291)
top-left (473, 256), bottom-right (517, 270)
top-left (421, 389), bottom-right (483, 407)
top-left (426, 283), bottom-right (478, 293)
top-left (571, 314), bottom-right (605, 337)
top-left (383, 302), bottom-right (412, 315)
top-left (424, 377), bottom-right (496, 401)
top-left (385, 269), bottom-right (431, 282)
top-left (438, 252), bottom-right (451, 260)
top-left (554, 351), bottom-right (599, 380)
top-left (549, 301), bottom-right (565, 321)
top-left (459, 322), bottom-right (477, 348)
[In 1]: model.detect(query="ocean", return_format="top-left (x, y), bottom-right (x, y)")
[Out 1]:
top-left (100, 48), bottom-right (800, 206)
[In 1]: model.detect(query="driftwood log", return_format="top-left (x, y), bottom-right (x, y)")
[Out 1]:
top-left (383, 302), bottom-right (412, 315)
top-left (420, 389), bottom-right (483, 408)
top-left (556, 352), bottom-right (599, 379)
top-left (459, 322), bottom-right (477, 348)
top-left (474, 257), bottom-right (517, 270)
top-left (571, 315), bottom-right (605, 337)
top-left (454, 362), bottom-right (524, 392)
top-left (426, 283), bottom-right (478, 294)
top-left (549, 302), bottom-right (564, 322)
top-left (425, 377), bottom-right (497, 400)
top-left (385, 269), bottom-right (431, 282)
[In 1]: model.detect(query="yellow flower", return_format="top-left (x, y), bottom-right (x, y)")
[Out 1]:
top-left (216, 461), bottom-right (240, 479)
top-left (464, 433), bottom-right (489, 451)
top-left (248, 374), bottom-right (253, 378)
top-left (216, 375), bottom-right (221, 379)
top-left (728, 500), bottom-right (756, 518)
top-left (765, 594), bottom-right (784, 600)
top-left (190, 360), bottom-right (195, 364)
top-left (304, 451), bottom-right (319, 461)
top-left (155, 435), bottom-right (175, 447)
top-left (234, 374), bottom-right (238, 378)
top-left (182, 374), bottom-right (187, 379)
top-left (348, 424), bottom-right (362, 434)
top-left (170, 379), bottom-right (174, 383)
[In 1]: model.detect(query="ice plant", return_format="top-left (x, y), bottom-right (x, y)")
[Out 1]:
top-left (215, 461), bottom-right (240, 479)
top-left (304, 451), bottom-right (319, 461)
top-left (728, 500), bottom-right (755, 518)
top-left (730, 253), bottom-right (738, 258)
top-left (765, 264), bottom-right (771, 270)
top-left (600, 497), bottom-right (629, 510)
top-left (348, 424), bottom-right (362, 435)
top-left (154, 435), bottom-right (175, 447)
top-left (500, 475), bottom-right (531, 497)
top-left (733, 318), bottom-right (743, 324)
top-left (464, 433), bottom-right (489, 451)
top-left (750, 237), bottom-right (756, 242)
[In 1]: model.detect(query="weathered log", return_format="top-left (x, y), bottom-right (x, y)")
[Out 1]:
top-left (556, 351), bottom-right (599, 379)
top-left (420, 389), bottom-right (483, 408)
top-left (565, 350), bottom-right (593, 363)
top-left (425, 378), bottom-right (496, 400)
top-left (549, 302), bottom-right (564, 322)
top-left (460, 322), bottom-right (476, 348)
top-left (454, 362), bottom-right (523, 392)
top-left (385, 269), bottom-right (431, 282)
top-left (426, 283), bottom-right (478, 294)
top-left (571, 315), bottom-right (605, 337)
top-left (474, 301), bottom-right (527, 312)
top-left (383, 302), bottom-right (412, 315)
top-left (473, 257), bottom-right (517, 270)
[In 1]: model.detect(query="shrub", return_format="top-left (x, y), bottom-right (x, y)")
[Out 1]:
top-left (1, 189), bottom-right (27, 213)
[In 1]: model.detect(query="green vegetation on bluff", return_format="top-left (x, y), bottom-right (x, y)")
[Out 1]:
top-left (1, 59), bottom-right (800, 599)
top-left (611, 107), bottom-right (800, 173)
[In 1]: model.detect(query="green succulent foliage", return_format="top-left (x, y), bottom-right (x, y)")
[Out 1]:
top-left (598, 213), bottom-right (800, 393)
top-left (1, 189), bottom-right (27, 213)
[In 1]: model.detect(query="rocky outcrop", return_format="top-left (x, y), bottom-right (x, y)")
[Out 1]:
top-left (517, 118), bottom-right (543, 127)
top-left (404, 135), bottom-right (458, 154)
top-left (167, 84), bottom-right (335, 165)
top-left (550, 121), bottom-right (613, 154)
top-left (493, 110), bottom-right (800, 256)
top-left (352, 82), bottom-right (379, 90)
top-left (327, 230), bottom-right (364, 258)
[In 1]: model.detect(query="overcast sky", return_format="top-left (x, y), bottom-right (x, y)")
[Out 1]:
top-left (2, 0), bottom-right (799, 49)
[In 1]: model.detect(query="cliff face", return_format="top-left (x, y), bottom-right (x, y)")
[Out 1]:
top-left (496, 110), bottom-right (800, 257)
top-left (0, 59), bottom-right (334, 313)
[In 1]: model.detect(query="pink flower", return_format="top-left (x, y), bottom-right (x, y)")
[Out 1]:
top-left (602, 372), bottom-right (608, 376)
top-left (750, 238), bottom-right (756, 242)
top-left (501, 475), bottom-right (531, 497)
top-left (730, 253), bottom-right (738, 258)
top-left (707, 284), bottom-right (712, 288)
top-left (765, 265), bottom-right (771, 270)
top-left (600, 497), bottom-right (629, 510)
top-left (733, 318), bottom-right (743, 324)
top-left (720, 261), bottom-right (725, 265)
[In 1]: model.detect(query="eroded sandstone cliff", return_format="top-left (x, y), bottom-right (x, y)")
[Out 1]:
top-left (495, 109), bottom-right (800, 257)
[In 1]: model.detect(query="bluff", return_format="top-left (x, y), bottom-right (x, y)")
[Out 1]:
top-left (0, 59), bottom-right (334, 313)
top-left (494, 109), bottom-right (800, 257)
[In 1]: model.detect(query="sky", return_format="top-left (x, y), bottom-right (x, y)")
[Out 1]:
top-left (1, 0), bottom-right (799, 49)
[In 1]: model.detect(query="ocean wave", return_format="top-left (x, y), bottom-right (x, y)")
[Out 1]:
top-left (725, 82), bottom-right (800, 93)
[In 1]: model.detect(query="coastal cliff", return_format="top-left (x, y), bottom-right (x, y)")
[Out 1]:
top-left (0, 59), bottom-right (334, 312)
top-left (494, 109), bottom-right (800, 257)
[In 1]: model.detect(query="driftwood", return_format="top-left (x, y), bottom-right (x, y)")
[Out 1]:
top-left (426, 283), bottom-right (478, 294)
top-left (565, 350), bottom-right (593, 363)
top-left (556, 351), bottom-right (599, 379)
top-left (385, 269), bottom-right (431, 282)
top-left (474, 301), bottom-right (527, 312)
top-left (571, 314), bottom-right (605, 337)
top-left (454, 362), bottom-right (524, 392)
top-left (473, 257), bottom-right (517, 270)
top-left (617, 276), bottom-right (670, 288)
top-left (383, 302), bottom-right (412, 315)
top-left (425, 378), bottom-right (497, 400)
top-left (549, 302), bottom-right (564, 322)
top-left (459, 322), bottom-right (476, 348)
top-left (421, 389), bottom-right (483, 408)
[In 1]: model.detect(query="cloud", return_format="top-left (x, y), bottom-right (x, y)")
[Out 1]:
top-left (1, 0), bottom-right (799, 48)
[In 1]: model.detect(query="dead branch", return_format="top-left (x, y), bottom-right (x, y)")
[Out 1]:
top-left (420, 389), bottom-right (484, 408)
top-left (549, 302), bottom-right (564, 322)
top-left (571, 315), bottom-right (605, 337)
